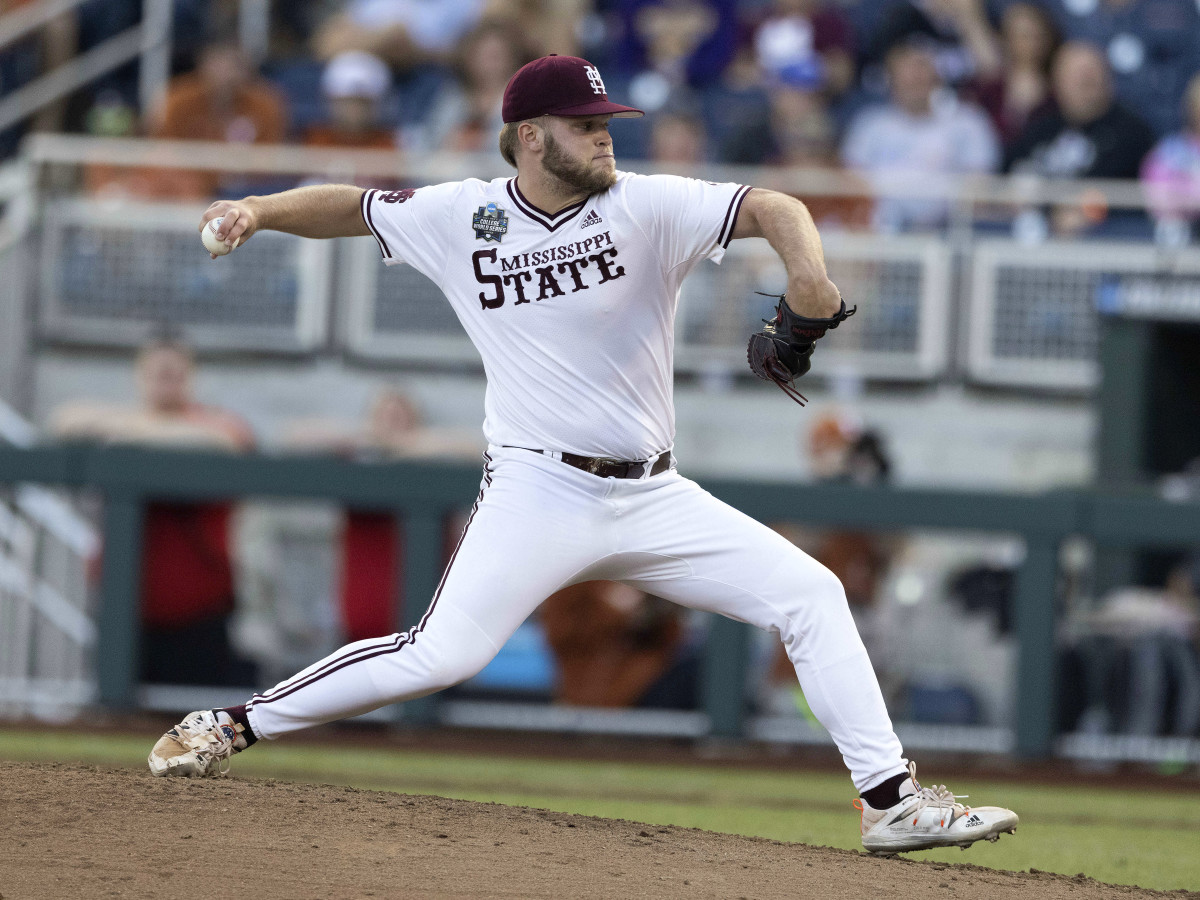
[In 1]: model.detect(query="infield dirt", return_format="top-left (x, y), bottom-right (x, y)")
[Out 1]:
top-left (2, 761), bottom-right (1195, 900)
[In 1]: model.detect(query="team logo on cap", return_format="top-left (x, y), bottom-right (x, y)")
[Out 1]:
top-left (585, 65), bottom-right (606, 95)
top-left (472, 202), bottom-right (509, 243)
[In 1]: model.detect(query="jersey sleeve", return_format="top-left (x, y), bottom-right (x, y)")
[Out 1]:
top-left (359, 182), bottom-right (461, 279)
top-left (621, 174), bottom-right (751, 271)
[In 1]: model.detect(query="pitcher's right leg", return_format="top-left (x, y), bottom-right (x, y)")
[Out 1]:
top-left (246, 450), bottom-right (603, 741)
top-left (150, 449), bottom-right (609, 775)
top-left (244, 603), bottom-right (506, 739)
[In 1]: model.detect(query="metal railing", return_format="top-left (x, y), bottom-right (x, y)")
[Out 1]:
top-left (2, 443), bottom-right (1199, 759)
top-left (0, 159), bottom-right (35, 415)
top-left (0, 0), bottom-right (173, 134)
top-left (0, 401), bottom-right (99, 719)
top-left (14, 135), bottom-right (1200, 390)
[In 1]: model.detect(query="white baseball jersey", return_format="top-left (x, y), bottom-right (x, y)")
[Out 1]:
top-left (244, 170), bottom-right (910, 797)
top-left (360, 173), bottom-right (751, 460)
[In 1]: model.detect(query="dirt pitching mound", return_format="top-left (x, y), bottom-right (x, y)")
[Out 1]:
top-left (0, 761), bottom-right (1191, 900)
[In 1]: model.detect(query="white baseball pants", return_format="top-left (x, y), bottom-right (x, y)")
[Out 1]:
top-left (247, 445), bottom-right (908, 791)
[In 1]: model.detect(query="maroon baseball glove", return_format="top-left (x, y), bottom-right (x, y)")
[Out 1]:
top-left (747, 293), bottom-right (856, 405)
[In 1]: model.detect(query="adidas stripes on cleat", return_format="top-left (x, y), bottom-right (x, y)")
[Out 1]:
top-left (855, 762), bottom-right (1018, 853)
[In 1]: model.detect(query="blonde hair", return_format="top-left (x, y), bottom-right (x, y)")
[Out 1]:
top-left (499, 122), bottom-right (520, 167)
top-left (499, 117), bottom-right (547, 167)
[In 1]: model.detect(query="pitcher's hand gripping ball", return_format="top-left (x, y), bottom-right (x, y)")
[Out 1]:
top-left (202, 217), bottom-right (240, 256)
top-left (747, 293), bottom-right (855, 405)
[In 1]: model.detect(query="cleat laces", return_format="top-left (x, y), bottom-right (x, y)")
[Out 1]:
top-left (176, 713), bottom-right (236, 775)
top-left (905, 763), bottom-right (969, 829)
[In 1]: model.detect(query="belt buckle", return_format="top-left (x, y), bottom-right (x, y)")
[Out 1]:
top-left (590, 456), bottom-right (620, 475)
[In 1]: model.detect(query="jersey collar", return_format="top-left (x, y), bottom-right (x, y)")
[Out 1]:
top-left (506, 179), bottom-right (588, 232)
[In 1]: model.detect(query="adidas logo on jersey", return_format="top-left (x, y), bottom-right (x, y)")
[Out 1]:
top-left (580, 210), bottom-right (603, 229)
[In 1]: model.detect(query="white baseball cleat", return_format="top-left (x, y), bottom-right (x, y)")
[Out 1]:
top-left (855, 763), bottom-right (1018, 853)
top-left (148, 710), bottom-right (245, 777)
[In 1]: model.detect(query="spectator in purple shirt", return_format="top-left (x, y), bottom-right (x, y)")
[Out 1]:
top-left (1141, 74), bottom-right (1200, 241)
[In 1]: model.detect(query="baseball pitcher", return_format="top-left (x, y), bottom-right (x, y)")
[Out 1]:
top-left (149, 54), bottom-right (1017, 854)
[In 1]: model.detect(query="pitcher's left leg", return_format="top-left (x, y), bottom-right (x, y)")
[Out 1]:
top-left (616, 475), bottom-right (1018, 853)
top-left (616, 475), bottom-right (906, 792)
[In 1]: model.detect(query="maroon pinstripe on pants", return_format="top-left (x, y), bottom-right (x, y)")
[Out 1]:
top-left (247, 454), bottom-right (494, 711)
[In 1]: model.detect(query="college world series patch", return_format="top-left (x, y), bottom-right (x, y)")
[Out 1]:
top-left (472, 203), bottom-right (509, 243)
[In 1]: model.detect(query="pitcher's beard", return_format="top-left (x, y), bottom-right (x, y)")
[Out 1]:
top-left (542, 131), bottom-right (617, 195)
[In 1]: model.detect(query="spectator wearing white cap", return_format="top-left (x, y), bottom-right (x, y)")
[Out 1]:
top-left (748, 0), bottom-right (858, 100)
top-left (302, 51), bottom-right (397, 150)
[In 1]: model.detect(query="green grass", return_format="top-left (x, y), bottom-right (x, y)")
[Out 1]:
top-left (2, 728), bottom-right (1198, 891)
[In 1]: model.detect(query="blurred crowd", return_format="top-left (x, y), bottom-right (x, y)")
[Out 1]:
top-left (7, 0), bottom-right (1199, 736)
top-left (3, 0), bottom-right (1200, 236)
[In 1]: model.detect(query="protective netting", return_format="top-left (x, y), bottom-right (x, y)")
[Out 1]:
top-left (51, 226), bottom-right (300, 327)
top-left (991, 265), bottom-right (1099, 362)
top-left (39, 202), bottom-right (329, 348)
top-left (675, 239), bottom-right (936, 379)
top-left (372, 264), bottom-right (464, 336)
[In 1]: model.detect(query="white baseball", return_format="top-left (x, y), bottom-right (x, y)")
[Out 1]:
top-left (202, 216), bottom-right (240, 256)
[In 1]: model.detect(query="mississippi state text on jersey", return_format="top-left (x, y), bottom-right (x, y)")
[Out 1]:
top-left (361, 173), bottom-right (750, 460)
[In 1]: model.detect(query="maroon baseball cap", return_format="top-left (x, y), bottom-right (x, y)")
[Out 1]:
top-left (502, 55), bottom-right (644, 123)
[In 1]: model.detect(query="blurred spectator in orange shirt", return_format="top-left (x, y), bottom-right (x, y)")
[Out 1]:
top-left (303, 51), bottom-right (396, 150)
top-left (146, 40), bottom-right (289, 199)
top-left (540, 581), bottom-right (701, 709)
top-left (52, 334), bottom-right (257, 686)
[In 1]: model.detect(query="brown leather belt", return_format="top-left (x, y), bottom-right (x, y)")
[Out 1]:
top-left (508, 447), bottom-right (671, 479)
